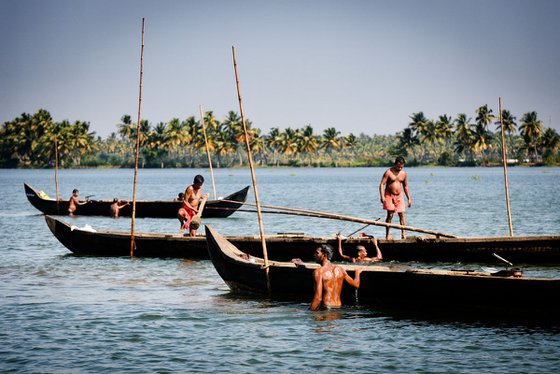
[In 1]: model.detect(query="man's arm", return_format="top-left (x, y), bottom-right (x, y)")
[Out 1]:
top-left (344, 268), bottom-right (362, 288)
top-left (370, 238), bottom-right (382, 261)
top-left (379, 171), bottom-right (388, 203)
top-left (310, 270), bottom-right (323, 311)
top-left (402, 174), bottom-right (411, 207)
top-left (337, 234), bottom-right (351, 262)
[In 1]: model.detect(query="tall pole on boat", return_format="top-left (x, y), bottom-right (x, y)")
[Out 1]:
top-left (130, 17), bottom-right (145, 257)
top-left (199, 104), bottom-right (217, 200)
top-left (231, 46), bottom-right (271, 294)
top-left (54, 134), bottom-right (60, 213)
top-left (499, 97), bottom-right (513, 236)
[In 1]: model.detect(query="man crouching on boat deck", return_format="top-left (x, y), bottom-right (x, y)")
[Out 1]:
top-left (177, 175), bottom-right (209, 237)
top-left (310, 244), bottom-right (362, 311)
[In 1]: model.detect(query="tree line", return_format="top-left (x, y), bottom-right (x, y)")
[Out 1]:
top-left (1, 106), bottom-right (558, 168)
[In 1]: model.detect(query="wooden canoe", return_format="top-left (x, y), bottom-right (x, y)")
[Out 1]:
top-left (44, 215), bottom-right (560, 263)
top-left (25, 183), bottom-right (249, 218)
top-left (45, 215), bottom-right (318, 260)
top-left (205, 225), bottom-right (560, 318)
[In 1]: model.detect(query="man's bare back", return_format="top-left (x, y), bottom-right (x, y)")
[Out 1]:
top-left (310, 245), bottom-right (361, 310)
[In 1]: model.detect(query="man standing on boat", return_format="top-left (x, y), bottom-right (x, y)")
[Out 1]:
top-left (310, 244), bottom-right (362, 311)
top-left (379, 156), bottom-right (411, 239)
top-left (178, 175), bottom-right (209, 237)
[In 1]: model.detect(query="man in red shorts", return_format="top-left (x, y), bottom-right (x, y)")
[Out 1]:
top-left (379, 156), bottom-right (412, 239)
top-left (178, 175), bottom-right (209, 237)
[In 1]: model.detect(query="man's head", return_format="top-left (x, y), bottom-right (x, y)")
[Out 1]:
top-left (113, 198), bottom-right (118, 203)
top-left (356, 245), bottom-right (368, 258)
top-left (193, 175), bottom-right (204, 187)
top-left (72, 189), bottom-right (79, 196)
top-left (393, 156), bottom-right (406, 171)
top-left (315, 244), bottom-right (333, 263)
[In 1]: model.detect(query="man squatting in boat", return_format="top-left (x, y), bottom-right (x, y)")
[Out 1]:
top-left (310, 244), bottom-right (362, 311)
top-left (379, 156), bottom-right (412, 239)
top-left (177, 174), bottom-right (209, 237)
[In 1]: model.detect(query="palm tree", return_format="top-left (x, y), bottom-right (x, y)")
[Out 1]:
top-left (297, 124), bottom-right (319, 166)
top-left (320, 127), bottom-right (341, 166)
top-left (396, 128), bottom-right (419, 158)
top-left (265, 127), bottom-right (283, 166)
top-left (519, 111), bottom-right (543, 162)
top-left (495, 110), bottom-right (517, 160)
top-left (453, 113), bottom-right (474, 160)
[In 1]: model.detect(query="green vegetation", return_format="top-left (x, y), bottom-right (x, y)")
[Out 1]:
top-left (1, 106), bottom-right (559, 168)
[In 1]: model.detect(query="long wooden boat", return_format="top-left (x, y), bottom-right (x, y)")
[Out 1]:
top-left (25, 183), bottom-right (249, 218)
top-left (44, 215), bottom-right (560, 263)
top-left (205, 225), bottom-right (560, 318)
top-left (45, 215), bottom-right (318, 260)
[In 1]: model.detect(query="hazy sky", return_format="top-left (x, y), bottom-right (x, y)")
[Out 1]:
top-left (1, 0), bottom-right (559, 138)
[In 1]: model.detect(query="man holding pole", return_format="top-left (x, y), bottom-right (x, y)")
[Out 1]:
top-left (379, 156), bottom-right (412, 239)
top-left (178, 175), bottom-right (209, 237)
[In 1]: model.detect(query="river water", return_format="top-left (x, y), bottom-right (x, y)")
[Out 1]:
top-left (1, 167), bottom-right (559, 373)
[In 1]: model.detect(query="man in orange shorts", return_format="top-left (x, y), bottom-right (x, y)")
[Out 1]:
top-left (379, 156), bottom-right (412, 239)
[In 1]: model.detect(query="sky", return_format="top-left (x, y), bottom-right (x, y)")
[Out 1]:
top-left (1, 0), bottom-right (559, 138)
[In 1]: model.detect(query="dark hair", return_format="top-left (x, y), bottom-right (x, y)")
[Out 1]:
top-left (395, 156), bottom-right (406, 165)
top-left (193, 175), bottom-right (204, 185)
top-left (72, 189), bottom-right (79, 194)
top-left (113, 198), bottom-right (118, 203)
top-left (178, 193), bottom-right (184, 198)
top-left (320, 244), bottom-right (334, 260)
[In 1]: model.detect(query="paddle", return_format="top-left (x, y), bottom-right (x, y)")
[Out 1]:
top-left (189, 195), bottom-right (208, 230)
top-left (220, 200), bottom-right (457, 238)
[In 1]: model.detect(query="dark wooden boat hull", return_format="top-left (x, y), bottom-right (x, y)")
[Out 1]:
top-left (44, 215), bottom-right (560, 263)
top-left (205, 225), bottom-right (560, 317)
top-left (25, 183), bottom-right (249, 218)
top-left (45, 215), bottom-right (318, 260)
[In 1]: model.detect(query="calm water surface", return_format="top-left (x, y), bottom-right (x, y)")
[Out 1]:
top-left (1, 167), bottom-right (559, 373)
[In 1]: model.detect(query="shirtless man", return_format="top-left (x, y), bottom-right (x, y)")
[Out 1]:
top-left (177, 175), bottom-right (209, 237)
top-left (310, 244), bottom-right (362, 311)
top-left (68, 189), bottom-right (89, 215)
top-left (379, 156), bottom-right (411, 239)
top-left (337, 234), bottom-right (382, 263)
top-left (110, 198), bottom-right (129, 218)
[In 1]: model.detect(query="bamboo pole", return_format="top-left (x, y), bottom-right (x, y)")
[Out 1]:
top-left (220, 200), bottom-right (457, 238)
top-left (499, 97), bottom-right (514, 236)
top-left (232, 46), bottom-right (271, 294)
top-left (54, 134), bottom-right (60, 213)
top-left (130, 17), bottom-right (145, 257)
top-left (199, 105), bottom-right (217, 200)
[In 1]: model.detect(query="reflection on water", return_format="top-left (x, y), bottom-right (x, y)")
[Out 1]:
top-left (1, 168), bottom-right (560, 372)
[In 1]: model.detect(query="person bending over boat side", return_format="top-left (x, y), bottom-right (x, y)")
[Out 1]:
top-left (379, 156), bottom-right (412, 239)
top-left (68, 189), bottom-right (89, 215)
top-left (177, 175), bottom-right (209, 237)
top-left (310, 244), bottom-right (362, 311)
top-left (337, 234), bottom-right (383, 263)
top-left (110, 198), bottom-right (129, 218)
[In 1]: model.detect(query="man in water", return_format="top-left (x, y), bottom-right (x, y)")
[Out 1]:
top-left (310, 244), bottom-right (362, 311)
top-left (68, 189), bottom-right (89, 215)
top-left (379, 156), bottom-right (412, 239)
top-left (336, 234), bottom-right (383, 263)
top-left (177, 175), bottom-right (209, 237)
top-left (110, 198), bottom-right (129, 218)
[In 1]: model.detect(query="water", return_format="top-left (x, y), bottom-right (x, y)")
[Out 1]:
top-left (1, 167), bottom-right (559, 373)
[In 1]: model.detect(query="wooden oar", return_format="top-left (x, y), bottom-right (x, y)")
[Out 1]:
top-left (130, 17), bottom-right (145, 258)
top-left (499, 97), bottom-right (513, 236)
top-left (189, 195), bottom-right (208, 230)
top-left (199, 104), bottom-right (217, 200)
top-left (220, 200), bottom-right (457, 238)
top-left (232, 46), bottom-right (271, 295)
top-left (54, 134), bottom-right (60, 214)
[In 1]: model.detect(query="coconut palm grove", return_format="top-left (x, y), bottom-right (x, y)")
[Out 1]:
top-left (1, 105), bottom-right (559, 168)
